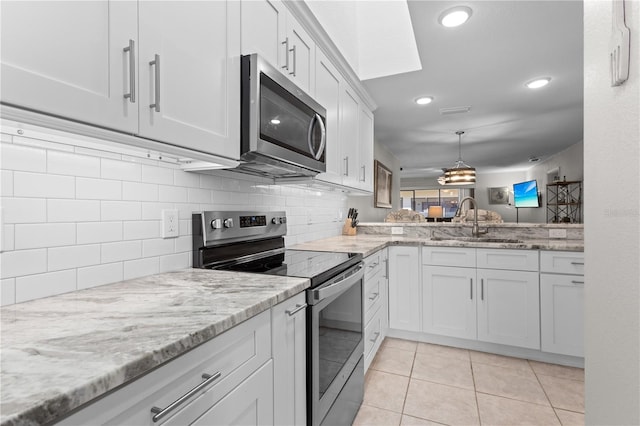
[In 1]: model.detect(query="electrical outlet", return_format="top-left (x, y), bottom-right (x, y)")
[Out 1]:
top-left (162, 209), bottom-right (179, 239)
top-left (391, 226), bottom-right (403, 235)
top-left (549, 228), bottom-right (567, 239)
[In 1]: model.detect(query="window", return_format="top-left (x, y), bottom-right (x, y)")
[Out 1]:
top-left (400, 188), bottom-right (461, 218)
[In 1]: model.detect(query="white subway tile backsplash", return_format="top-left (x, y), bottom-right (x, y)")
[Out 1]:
top-left (101, 201), bottom-right (141, 221)
top-left (0, 133), bottom-right (12, 143)
top-left (123, 221), bottom-right (160, 240)
top-left (0, 198), bottom-right (47, 224)
top-left (159, 253), bottom-right (189, 273)
top-left (174, 170), bottom-right (200, 187)
top-left (15, 270), bottom-right (76, 303)
top-left (1, 170), bottom-right (14, 196)
top-left (74, 146), bottom-right (122, 160)
top-left (48, 244), bottom-right (100, 271)
top-left (101, 158), bottom-right (141, 181)
top-left (48, 150), bottom-right (100, 177)
top-left (175, 236), bottom-right (191, 253)
top-left (142, 238), bottom-right (174, 257)
top-left (175, 203), bottom-right (200, 220)
top-left (15, 223), bottom-right (76, 249)
top-left (1, 278), bottom-right (16, 306)
top-left (1, 249), bottom-right (47, 279)
top-left (123, 182), bottom-right (158, 202)
top-left (77, 262), bottom-right (123, 290)
top-left (141, 202), bottom-right (174, 220)
top-left (142, 165), bottom-right (174, 185)
top-left (77, 222), bottom-right (123, 244)
top-left (76, 178), bottom-right (122, 200)
top-left (179, 219), bottom-right (191, 236)
top-left (187, 188), bottom-right (212, 203)
top-left (101, 240), bottom-right (141, 263)
top-left (124, 257), bottom-right (159, 280)
top-left (1, 143), bottom-right (47, 172)
top-left (159, 185), bottom-right (187, 203)
top-left (48, 199), bottom-right (100, 222)
top-left (3, 225), bottom-right (15, 251)
top-left (14, 172), bottom-right (75, 199)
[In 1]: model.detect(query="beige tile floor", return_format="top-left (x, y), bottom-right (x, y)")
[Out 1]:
top-left (354, 338), bottom-right (584, 426)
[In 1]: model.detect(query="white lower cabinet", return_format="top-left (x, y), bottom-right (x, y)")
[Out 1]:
top-left (388, 246), bottom-right (421, 332)
top-left (271, 292), bottom-right (306, 426)
top-left (476, 268), bottom-right (540, 349)
top-left (363, 248), bottom-right (388, 371)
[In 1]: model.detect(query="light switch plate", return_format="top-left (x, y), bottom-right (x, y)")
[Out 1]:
top-left (391, 226), bottom-right (403, 235)
top-left (162, 209), bottom-right (179, 239)
top-left (549, 228), bottom-right (567, 239)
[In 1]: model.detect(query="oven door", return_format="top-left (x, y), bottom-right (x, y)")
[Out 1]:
top-left (307, 263), bottom-right (364, 426)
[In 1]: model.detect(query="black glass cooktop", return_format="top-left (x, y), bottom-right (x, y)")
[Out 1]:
top-left (216, 249), bottom-right (362, 287)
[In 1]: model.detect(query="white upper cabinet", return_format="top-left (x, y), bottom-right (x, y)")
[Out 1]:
top-left (0, 1), bottom-right (138, 133)
top-left (339, 85), bottom-right (360, 188)
top-left (283, 10), bottom-right (315, 93)
top-left (357, 105), bottom-right (374, 192)
top-left (240, 0), bottom-right (287, 69)
top-left (314, 49), bottom-right (342, 183)
top-left (138, 1), bottom-right (240, 159)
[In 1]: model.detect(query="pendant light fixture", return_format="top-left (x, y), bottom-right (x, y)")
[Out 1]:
top-left (438, 130), bottom-right (476, 185)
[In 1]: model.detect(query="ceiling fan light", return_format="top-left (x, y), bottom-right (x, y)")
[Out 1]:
top-left (439, 6), bottom-right (472, 28)
top-left (526, 77), bottom-right (551, 89)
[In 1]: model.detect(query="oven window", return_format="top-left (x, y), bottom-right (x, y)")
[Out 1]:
top-left (317, 282), bottom-right (362, 398)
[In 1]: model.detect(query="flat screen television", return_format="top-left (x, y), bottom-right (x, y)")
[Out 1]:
top-left (513, 180), bottom-right (540, 208)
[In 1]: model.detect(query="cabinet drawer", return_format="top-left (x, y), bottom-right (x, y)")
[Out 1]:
top-left (364, 251), bottom-right (382, 280)
top-left (540, 251), bottom-right (584, 275)
top-left (477, 249), bottom-right (538, 271)
top-left (423, 246), bottom-right (476, 268)
top-left (364, 306), bottom-right (383, 368)
top-left (60, 311), bottom-right (271, 426)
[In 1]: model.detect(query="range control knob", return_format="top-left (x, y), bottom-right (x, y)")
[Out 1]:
top-left (280, 217), bottom-right (287, 224)
top-left (210, 219), bottom-right (222, 229)
top-left (272, 217), bottom-right (281, 225)
top-left (223, 218), bottom-right (234, 228)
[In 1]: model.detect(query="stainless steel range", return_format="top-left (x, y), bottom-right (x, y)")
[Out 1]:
top-left (192, 211), bottom-right (364, 426)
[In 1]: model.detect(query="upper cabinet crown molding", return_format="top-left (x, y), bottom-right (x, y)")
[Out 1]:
top-left (284, 1), bottom-right (378, 112)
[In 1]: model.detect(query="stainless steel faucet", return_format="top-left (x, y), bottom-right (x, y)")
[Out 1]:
top-left (455, 197), bottom-right (488, 237)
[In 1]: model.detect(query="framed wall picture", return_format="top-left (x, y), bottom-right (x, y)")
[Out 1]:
top-left (374, 160), bottom-right (393, 208)
top-left (488, 186), bottom-right (509, 204)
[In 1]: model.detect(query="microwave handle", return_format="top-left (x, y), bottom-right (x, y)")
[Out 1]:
top-left (307, 114), bottom-right (326, 161)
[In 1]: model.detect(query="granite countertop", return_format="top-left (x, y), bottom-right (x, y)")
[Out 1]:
top-left (292, 234), bottom-right (584, 257)
top-left (0, 269), bottom-right (309, 426)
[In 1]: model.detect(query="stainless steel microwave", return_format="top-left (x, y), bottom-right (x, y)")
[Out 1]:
top-left (239, 54), bottom-right (326, 178)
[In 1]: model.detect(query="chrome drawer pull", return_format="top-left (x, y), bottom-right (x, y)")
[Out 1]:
top-left (123, 39), bottom-right (135, 103)
top-left (149, 54), bottom-right (160, 112)
top-left (368, 262), bottom-right (379, 269)
top-left (470, 278), bottom-right (473, 300)
top-left (289, 45), bottom-right (296, 76)
top-left (285, 303), bottom-right (307, 316)
top-left (570, 261), bottom-right (584, 265)
top-left (369, 331), bottom-right (380, 343)
top-left (368, 292), bottom-right (379, 301)
top-left (281, 38), bottom-right (289, 70)
top-left (150, 371), bottom-right (221, 422)
top-left (571, 280), bottom-right (585, 285)
top-left (481, 279), bottom-right (484, 300)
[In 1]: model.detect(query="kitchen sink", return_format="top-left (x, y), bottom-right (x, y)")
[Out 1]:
top-left (430, 237), bottom-right (524, 244)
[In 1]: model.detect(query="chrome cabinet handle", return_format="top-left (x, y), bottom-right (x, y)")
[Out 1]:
top-left (150, 371), bottom-right (221, 422)
top-left (570, 261), bottom-right (584, 265)
top-left (571, 280), bottom-right (585, 285)
top-left (368, 261), bottom-right (379, 269)
top-left (123, 39), bottom-right (135, 103)
top-left (369, 331), bottom-right (380, 343)
top-left (360, 165), bottom-right (366, 182)
top-left (149, 54), bottom-right (160, 112)
top-left (343, 157), bottom-right (349, 176)
top-left (470, 278), bottom-right (473, 300)
top-left (384, 258), bottom-right (389, 279)
top-left (368, 292), bottom-right (379, 301)
top-left (285, 303), bottom-right (307, 316)
top-left (289, 45), bottom-right (297, 76)
top-left (481, 278), bottom-right (484, 300)
top-left (281, 38), bottom-right (290, 70)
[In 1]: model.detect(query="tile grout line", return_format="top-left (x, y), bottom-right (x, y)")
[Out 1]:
top-left (471, 358), bottom-right (483, 426)
top-left (528, 359), bottom-right (564, 425)
top-left (400, 345), bottom-right (417, 417)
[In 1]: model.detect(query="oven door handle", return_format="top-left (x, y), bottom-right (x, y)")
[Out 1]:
top-left (308, 263), bottom-right (364, 304)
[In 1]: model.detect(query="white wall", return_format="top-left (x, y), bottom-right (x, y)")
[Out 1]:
top-left (347, 141), bottom-right (400, 222)
top-left (584, 1), bottom-right (639, 424)
top-left (0, 128), bottom-right (348, 306)
top-left (474, 170), bottom-right (526, 223)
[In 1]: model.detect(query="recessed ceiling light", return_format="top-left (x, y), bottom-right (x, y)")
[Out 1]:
top-left (270, 119), bottom-right (281, 124)
top-left (439, 6), bottom-right (472, 28)
top-left (415, 96), bottom-right (434, 105)
top-left (526, 78), bottom-right (551, 89)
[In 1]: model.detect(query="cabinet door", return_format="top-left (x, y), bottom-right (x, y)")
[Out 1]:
top-left (357, 105), bottom-right (374, 192)
top-left (0, 1), bottom-right (138, 133)
top-left (540, 274), bottom-right (584, 357)
top-left (240, 0), bottom-right (286, 68)
top-left (138, 1), bottom-right (240, 159)
top-left (271, 293), bottom-right (306, 426)
top-left (388, 246), bottom-right (420, 332)
top-left (314, 49), bottom-right (343, 184)
top-left (477, 269), bottom-right (540, 349)
top-left (339, 85), bottom-right (360, 188)
top-left (189, 361), bottom-right (274, 426)
top-left (422, 266), bottom-right (477, 340)
top-left (284, 10), bottom-right (315, 93)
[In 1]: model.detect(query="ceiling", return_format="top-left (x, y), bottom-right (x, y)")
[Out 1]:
top-left (361, 0), bottom-right (584, 179)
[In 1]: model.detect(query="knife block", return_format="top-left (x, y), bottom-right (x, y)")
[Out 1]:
top-left (342, 218), bottom-right (357, 236)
